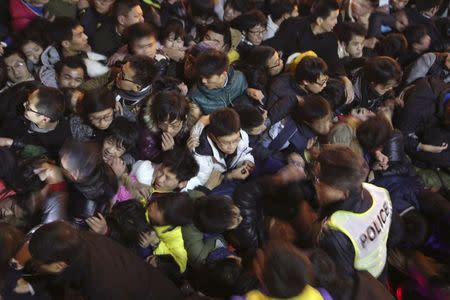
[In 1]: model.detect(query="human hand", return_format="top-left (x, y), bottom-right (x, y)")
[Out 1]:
top-left (187, 135), bottom-right (200, 151)
top-left (205, 170), bottom-right (224, 190)
top-left (246, 88), bottom-right (265, 105)
top-left (139, 231), bottom-right (159, 248)
top-left (341, 76), bottom-right (355, 104)
top-left (374, 150), bottom-right (389, 170)
top-left (14, 278), bottom-right (31, 294)
top-left (275, 164), bottom-right (306, 184)
top-left (109, 157), bottom-right (127, 177)
top-left (161, 132), bottom-right (175, 151)
top-left (162, 47), bottom-right (186, 62)
top-left (33, 162), bottom-right (64, 184)
top-left (0, 137), bottom-right (13, 147)
top-left (418, 143), bottom-right (448, 153)
top-left (287, 152), bottom-right (305, 169)
top-left (228, 164), bottom-right (251, 180)
top-left (86, 213), bottom-right (108, 235)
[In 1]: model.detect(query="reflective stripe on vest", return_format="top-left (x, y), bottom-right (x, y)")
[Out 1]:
top-left (327, 183), bottom-right (392, 278)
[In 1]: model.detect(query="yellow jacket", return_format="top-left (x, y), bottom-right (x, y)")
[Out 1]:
top-left (153, 225), bottom-right (188, 273)
top-left (246, 285), bottom-right (324, 300)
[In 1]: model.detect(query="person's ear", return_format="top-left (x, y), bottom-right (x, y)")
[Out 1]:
top-left (41, 116), bottom-right (51, 123)
top-left (133, 83), bottom-right (142, 91)
top-left (117, 15), bottom-right (126, 26)
top-left (61, 40), bottom-right (71, 49)
top-left (316, 17), bottom-right (324, 27)
top-left (178, 180), bottom-right (188, 190)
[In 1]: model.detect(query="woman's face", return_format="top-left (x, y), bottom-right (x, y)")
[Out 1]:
top-left (164, 33), bottom-right (184, 50)
top-left (22, 41), bottom-right (43, 65)
top-left (88, 108), bottom-right (114, 130)
top-left (372, 80), bottom-right (398, 96)
top-left (309, 113), bottom-right (333, 136)
top-left (158, 118), bottom-right (184, 137)
top-left (223, 5), bottom-right (241, 22)
top-left (246, 25), bottom-right (266, 46)
top-left (267, 51), bottom-right (284, 76)
top-left (102, 138), bottom-right (125, 162)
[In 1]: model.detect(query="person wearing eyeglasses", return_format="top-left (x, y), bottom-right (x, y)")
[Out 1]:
top-left (0, 87), bottom-right (71, 159)
top-left (229, 10), bottom-right (267, 59)
top-left (0, 48), bottom-right (35, 93)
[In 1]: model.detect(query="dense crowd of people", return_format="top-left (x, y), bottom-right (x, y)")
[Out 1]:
top-left (0, 0), bottom-right (449, 299)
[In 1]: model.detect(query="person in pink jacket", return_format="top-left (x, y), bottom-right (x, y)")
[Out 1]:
top-left (9, 0), bottom-right (48, 32)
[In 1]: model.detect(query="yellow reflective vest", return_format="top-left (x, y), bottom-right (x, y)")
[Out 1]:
top-left (326, 183), bottom-right (392, 278)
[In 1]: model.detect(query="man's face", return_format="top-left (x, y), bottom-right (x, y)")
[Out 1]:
top-left (318, 9), bottom-right (339, 32)
top-left (246, 25), bottom-right (266, 46)
top-left (94, 0), bottom-right (115, 14)
top-left (122, 5), bottom-right (144, 27)
top-left (116, 62), bottom-right (139, 91)
top-left (346, 35), bottom-right (365, 58)
top-left (203, 30), bottom-right (225, 50)
top-left (131, 35), bottom-right (157, 59)
top-left (304, 74), bottom-right (328, 94)
top-left (309, 113), bottom-right (333, 136)
top-left (4, 54), bottom-right (31, 83)
top-left (212, 131), bottom-right (241, 155)
top-left (89, 108), bottom-right (114, 130)
top-left (153, 166), bottom-right (183, 192)
top-left (23, 90), bottom-right (48, 125)
top-left (201, 71), bottom-right (227, 90)
top-left (66, 26), bottom-right (89, 52)
top-left (22, 41), bottom-right (43, 65)
top-left (58, 66), bottom-right (85, 88)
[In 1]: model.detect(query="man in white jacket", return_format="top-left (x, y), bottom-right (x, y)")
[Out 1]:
top-left (186, 108), bottom-right (254, 192)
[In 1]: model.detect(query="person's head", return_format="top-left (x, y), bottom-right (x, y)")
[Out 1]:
top-left (374, 33), bottom-right (408, 60)
top-left (102, 117), bottom-right (138, 161)
top-left (320, 77), bottom-right (347, 114)
top-left (223, 0), bottom-right (254, 22)
top-left (356, 114), bottom-right (392, 153)
top-left (314, 144), bottom-right (369, 205)
top-left (2, 48), bottom-right (31, 84)
top-left (29, 221), bottom-right (81, 274)
top-left (235, 105), bottom-right (267, 135)
top-left (16, 29), bottom-right (48, 65)
top-left (403, 25), bottom-right (431, 54)
top-left (195, 49), bottom-right (229, 89)
top-left (253, 242), bottom-right (312, 298)
top-left (362, 56), bottom-right (402, 96)
top-left (187, 0), bottom-right (216, 26)
top-left (336, 22), bottom-right (366, 58)
top-left (61, 87), bottom-right (84, 116)
top-left (149, 91), bottom-right (189, 137)
top-left (23, 87), bottom-right (65, 127)
top-left (116, 55), bottom-right (158, 92)
top-left (80, 87), bottom-right (115, 130)
top-left (125, 22), bottom-right (158, 58)
top-left (50, 17), bottom-right (89, 54)
top-left (268, 0), bottom-right (299, 23)
top-left (194, 196), bottom-right (242, 233)
top-left (203, 21), bottom-right (232, 52)
top-left (311, 0), bottom-right (340, 33)
top-left (147, 192), bottom-right (194, 226)
top-left (415, 0), bottom-right (442, 16)
top-left (160, 19), bottom-right (185, 50)
top-left (113, 0), bottom-right (144, 30)
top-left (153, 148), bottom-right (199, 191)
top-left (94, 0), bottom-right (115, 15)
top-left (108, 199), bottom-right (150, 245)
top-left (392, 0), bottom-right (409, 11)
top-left (295, 56), bottom-right (329, 94)
top-left (394, 9), bottom-right (409, 32)
top-left (55, 55), bottom-right (86, 88)
top-left (208, 108), bottom-right (241, 155)
top-left (294, 95), bottom-right (333, 135)
top-left (350, 0), bottom-right (378, 19)
top-left (152, 76), bottom-right (187, 95)
top-left (246, 45), bottom-right (284, 77)
top-left (230, 10), bottom-right (267, 46)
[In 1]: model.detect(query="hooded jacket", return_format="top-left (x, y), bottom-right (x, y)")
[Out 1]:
top-left (188, 68), bottom-right (248, 114)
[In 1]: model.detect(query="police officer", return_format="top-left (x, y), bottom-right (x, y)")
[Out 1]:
top-left (315, 145), bottom-right (403, 279)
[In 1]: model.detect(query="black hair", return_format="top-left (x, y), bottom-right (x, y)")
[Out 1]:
top-left (319, 77), bottom-right (347, 112)
top-left (259, 242), bottom-right (311, 298)
top-left (401, 210), bottom-right (428, 248)
top-left (108, 199), bottom-right (150, 245)
top-left (295, 56), bottom-right (328, 83)
top-left (49, 17), bottom-right (80, 47)
top-left (204, 21), bottom-right (232, 51)
top-left (160, 19), bottom-right (185, 43)
top-left (150, 91), bottom-right (190, 125)
top-left (311, 0), bottom-right (340, 21)
top-left (29, 221), bottom-right (82, 264)
top-left (362, 56), bottom-right (403, 86)
top-left (356, 114), bottom-right (393, 152)
top-left (336, 22), bottom-right (367, 44)
top-left (155, 192), bottom-right (194, 226)
top-left (208, 108), bottom-right (241, 138)
top-left (124, 22), bottom-right (158, 51)
top-left (374, 33), bottom-right (408, 60)
top-left (2, 47), bottom-right (27, 62)
top-left (126, 55), bottom-right (159, 87)
top-left (104, 116), bottom-right (138, 151)
top-left (415, 0), bottom-right (442, 12)
top-left (14, 19), bottom-right (51, 52)
top-left (55, 55), bottom-right (87, 78)
top-left (194, 196), bottom-right (238, 233)
top-left (33, 86), bottom-right (65, 121)
top-left (268, 0), bottom-right (296, 22)
top-left (229, 10), bottom-right (267, 32)
top-left (234, 105), bottom-right (264, 132)
top-left (152, 76), bottom-right (184, 94)
top-left (113, 0), bottom-right (141, 20)
top-left (224, 0), bottom-right (255, 14)
top-left (195, 48), bottom-right (229, 80)
top-left (403, 25), bottom-right (429, 47)
top-left (161, 147), bottom-right (199, 182)
top-left (188, 0), bottom-right (215, 18)
top-left (262, 182), bottom-right (304, 221)
top-left (60, 87), bottom-right (84, 116)
top-left (80, 87), bottom-right (115, 122)
top-left (293, 94), bottom-right (331, 125)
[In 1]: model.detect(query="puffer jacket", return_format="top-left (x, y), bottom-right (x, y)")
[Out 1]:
top-left (185, 124), bottom-right (254, 190)
top-left (405, 52), bottom-right (450, 85)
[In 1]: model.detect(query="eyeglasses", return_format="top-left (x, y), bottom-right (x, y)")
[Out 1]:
top-left (6, 61), bottom-right (26, 73)
top-left (315, 75), bottom-right (329, 87)
top-left (23, 101), bottom-right (47, 117)
top-left (216, 137), bottom-right (241, 147)
top-left (249, 29), bottom-right (266, 36)
top-left (268, 52), bottom-right (283, 69)
top-left (118, 68), bottom-right (138, 85)
top-left (89, 111), bottom-right (114, 123)
top-left (159, 120), bottom-right (183, 131)
top-left (95, 0), bottom-right (114, 4)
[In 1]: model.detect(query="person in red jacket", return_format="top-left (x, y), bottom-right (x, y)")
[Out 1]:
top-left (9, 0), bottom-right (48, 32)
